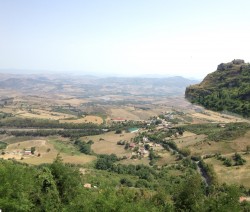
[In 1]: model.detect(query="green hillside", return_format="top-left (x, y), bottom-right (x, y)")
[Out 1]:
top-left (185, 59), bottom-right (250, 117)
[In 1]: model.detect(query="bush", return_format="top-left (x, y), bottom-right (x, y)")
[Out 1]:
top-left (120, 178), bottom-right (133, 187)
top-left (223, 158), bottom-right (233, 167)
top-left (234, 153), bottom-right (246, 166)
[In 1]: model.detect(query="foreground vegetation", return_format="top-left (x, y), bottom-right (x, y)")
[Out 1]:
top-left (1, 155), bottom-right (250, 211)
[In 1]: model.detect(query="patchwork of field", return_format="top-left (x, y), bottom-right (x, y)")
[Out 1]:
top-left (1, 106), bottom-right (104, 124)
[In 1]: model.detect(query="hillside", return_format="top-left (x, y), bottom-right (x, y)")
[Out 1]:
top-left (185, 59), bottom-right (250, 117)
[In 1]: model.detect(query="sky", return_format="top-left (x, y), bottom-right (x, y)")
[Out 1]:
top-left (1, 0), bottom-right (250, 79)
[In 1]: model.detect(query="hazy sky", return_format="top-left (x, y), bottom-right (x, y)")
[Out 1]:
top-left (1, 0), bottom-right (250, 78)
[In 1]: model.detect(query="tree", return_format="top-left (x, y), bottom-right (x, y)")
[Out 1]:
top-left (115, 129), bottom-right (122, 134)
top-left (49, 154), bottom-right (83, 204)
top-left (120, 178), bottom-right (133, 187)
top-left (31, 146), bottom-right (36, 154)
top-left (234, 153), bottom-right (246, 166)
top-left (33, 167), bottom-right (61, 211)
top-left (205, 185), bottom-right (241, 212)
top-left (174, 174), bottom-right (205, 211)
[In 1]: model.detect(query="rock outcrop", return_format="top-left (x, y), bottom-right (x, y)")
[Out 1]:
top-left (185, 60), bottom-right (250, 117)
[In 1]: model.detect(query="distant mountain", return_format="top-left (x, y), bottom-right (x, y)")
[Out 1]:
top-left (97, 76), bottom-right (198, 87)
top-left (185, 59), bottom-right (250, 117)
top-left (0, 73), bottom-right (199, 97)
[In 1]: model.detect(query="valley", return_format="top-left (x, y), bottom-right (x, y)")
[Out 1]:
top-left (0, 73), bottom-right (250, 210)
top-left (0, 74), bottom-right (249, 187)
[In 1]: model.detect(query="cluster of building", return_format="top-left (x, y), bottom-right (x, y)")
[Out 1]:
top-left (128, 136), bottom-right (162, 159)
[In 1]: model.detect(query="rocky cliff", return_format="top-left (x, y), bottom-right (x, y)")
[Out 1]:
top-left (185, 59), bottom-right (250, 117)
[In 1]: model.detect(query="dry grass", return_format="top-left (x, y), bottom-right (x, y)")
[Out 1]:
top-left (110, 108), bottom-right (140, 120)
top-left (118, 157), bottom-right (150, 166)
top-left (17, 109), bottom-right (74, 120)
top-left (205, 155), bottom-right (250, 188)
top-left (157, 151), bottom-right (177, 166)
top-left (174, 132), bottom-right (206, 149)
top-left (60, 115), bottom-right (103, 124)
top-left (23, 152), bottom-right (96, 165)
top-left (0, 138), bottom-right (96, 165)
top-left (191, 110), bottom-right (248, 123)
top-left (89, 131), bottom-right (136, 157)
top-left (189, 130), bottom-right (250, 157)
top-left (56, 98), bottom-right (88, 106)
top-left (189, 141), bottom-right (234, 156)
top-left (228, 131), bottom-right (250, 152)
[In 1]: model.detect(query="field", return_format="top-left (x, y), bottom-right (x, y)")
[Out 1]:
top-left (174, 131), bottom-right (206, 149)
top-left (188, 130), bottom-right (250, 157)
top-left (0, 137), bottom-right (96, 165)
top-left (156, 151), bottom-right (178, 166)
top-left (17, 109), bottom-right (74, 120)
top-left (60, 115), bottom-right (103, 124)
top-left (205, 154), bottom-right (250, 187)
top-left (3, 106), bottom-right (104, 124)
top-left (118, 157), bottom-right (150, 166)
top-left (191, 110), bottom-right (248, 123)
top-left (89, 131), bottom-right (136, 157)
top-left (110, 108), bottom-right (141, 120)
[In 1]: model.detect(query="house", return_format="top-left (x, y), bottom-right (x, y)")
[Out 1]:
top-left (128, 128), bottom-right (139, 133)
top-left (142, 137), bottom-right (149, 143)
top-left (24, 150), bottom-right (31, 155)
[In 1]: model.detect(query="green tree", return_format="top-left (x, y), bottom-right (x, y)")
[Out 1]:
top-left (174, 174), bottom-right (205, 211)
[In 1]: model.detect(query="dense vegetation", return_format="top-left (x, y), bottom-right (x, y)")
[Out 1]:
top-left (0, 156), bottom-right (250, 211)
top-left (0, 117), bottom-right (146, 138)
top-left (0, 117), bottom-right (101, 129)
top-left (185, 59), bottom-right (250, 117)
